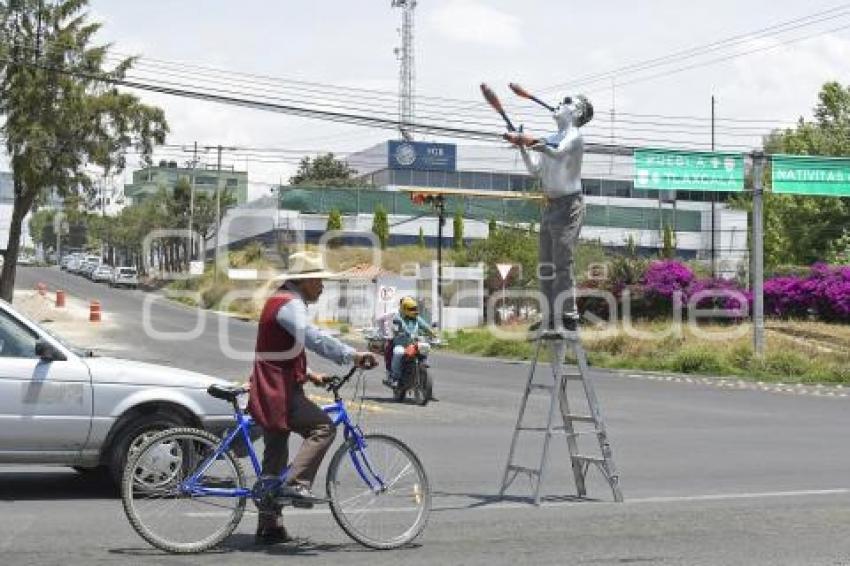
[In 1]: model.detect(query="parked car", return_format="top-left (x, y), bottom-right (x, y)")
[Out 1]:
top-left (91, 265), bottom-right (114, 283)
top-left (111, 266), bottom-right (139, 289)
top-left (17, 253), bottom-right (35, 266)
top-left (81, 261), bottom-right (100, 279)
top-left (0, 299), bottom-right (235, 484)
top-left (60, 256), bottom-right (73, 270)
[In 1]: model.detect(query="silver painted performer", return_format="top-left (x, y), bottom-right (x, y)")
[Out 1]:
top-left (512, 95), bottom-right (593, 331)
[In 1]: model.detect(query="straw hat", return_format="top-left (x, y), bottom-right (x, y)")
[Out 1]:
top-left (275, 251), bottom-right (338, 280)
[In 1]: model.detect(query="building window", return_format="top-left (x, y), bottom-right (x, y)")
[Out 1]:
top-left (226, 178), bottom-right (238, 188)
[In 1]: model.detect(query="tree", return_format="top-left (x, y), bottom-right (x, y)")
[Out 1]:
top-left (488, 217), bottom-right (497, 238)
top-left (371, 205), bottom-right (389, 250)
top-left (661, 224), bottom-right (676, 259)
top-left (326, 208), bottom-right (343, 248)
top-left (192, 189), bottom-right (236, 251)
top-left (326, 208), bottom-right (343, 232)
top-left (417, 226), bottom-right (426, 248)
top-left (456, 225), bottom-right (539, 292)
top-left (749, 81), bottom-right (850, 267)
top-left (453, 207), bottom-right (464, 251)
top-left (0, 0), bottom-right (168, 300)
top-left (289, 153), bottom-right (364, 187)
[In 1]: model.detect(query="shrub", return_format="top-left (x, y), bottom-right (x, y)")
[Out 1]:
top-left (668, 345), bottom-right (728, 374)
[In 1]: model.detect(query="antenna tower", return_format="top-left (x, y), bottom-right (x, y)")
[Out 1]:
top-left (392, 0), bottom-right (416, 140)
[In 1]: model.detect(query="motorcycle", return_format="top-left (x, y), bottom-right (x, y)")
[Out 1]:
top-left (363, 328), bottom-right (439, 406)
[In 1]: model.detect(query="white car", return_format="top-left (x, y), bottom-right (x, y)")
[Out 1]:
top-left (111, 266), bottom-right (139, 289)
top-left (0, 299), bottom-right (236, 484)
top-left (91, 265), bottom-right (114, 283)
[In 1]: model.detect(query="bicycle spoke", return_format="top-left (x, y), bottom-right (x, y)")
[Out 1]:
top-left (327, 434), bottom-right (431, 549)
top-left (122, 428), bottom-right (247, 553)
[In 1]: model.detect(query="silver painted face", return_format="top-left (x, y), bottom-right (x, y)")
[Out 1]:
top-left (553, 96), bottom-right (577, 129)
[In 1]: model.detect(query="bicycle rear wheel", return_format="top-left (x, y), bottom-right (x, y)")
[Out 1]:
top-left (121, 427), bottom-right (247, 553)
top-left (326, 433), bottom-right (431, 549)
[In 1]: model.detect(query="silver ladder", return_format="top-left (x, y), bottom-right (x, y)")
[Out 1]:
top-left (499, 330), bottom-right (623, 505)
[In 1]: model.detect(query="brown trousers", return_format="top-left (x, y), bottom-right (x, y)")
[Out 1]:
top-left (261, 386), bottom-right (336, 487)
top-left (257, 387), bottom-right (336, 527)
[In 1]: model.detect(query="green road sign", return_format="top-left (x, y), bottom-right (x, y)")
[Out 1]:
top-left (772, 154), bottom-right (850, 196)
top-left (633, 148), bottom-right (745, 192)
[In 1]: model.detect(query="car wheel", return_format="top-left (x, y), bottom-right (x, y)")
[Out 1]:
top-left (107, 412), bottom-right (186, 486)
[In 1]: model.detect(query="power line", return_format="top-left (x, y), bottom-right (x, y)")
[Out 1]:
top-left (538, 3), bottom-right (850, 93)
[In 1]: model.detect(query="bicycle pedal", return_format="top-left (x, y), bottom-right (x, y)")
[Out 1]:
top-left (274, 496), bottom-right (326, 508)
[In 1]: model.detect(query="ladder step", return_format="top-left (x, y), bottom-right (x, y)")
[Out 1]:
top-left (563, 414), bottom-right (596, 423)
top-left (507, 465), bottom-right (541, 477)
top-left (561, 373), bottom-right (584, 381)
top-left (517, 426), bottom-right (566, 432)
top-left (572, 454), bottom-right (606, 464)
top-left (529, 384), bottom-right (554, 391)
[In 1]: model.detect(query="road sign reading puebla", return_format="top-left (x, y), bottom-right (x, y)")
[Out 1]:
top-left (633, 149), bottom-right (744, 192)
top-left (772, 154), bottom-right (850, 196)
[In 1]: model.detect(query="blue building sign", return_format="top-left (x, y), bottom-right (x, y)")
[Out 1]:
top-left (388, 141), bottom-right (456, 172)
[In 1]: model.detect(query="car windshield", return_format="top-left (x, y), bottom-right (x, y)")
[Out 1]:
top-left (0, 302), bottom-right (89, 357)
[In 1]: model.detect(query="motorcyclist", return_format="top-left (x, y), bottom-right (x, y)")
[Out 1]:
top-left (387, 296), bottom-right (435, 385)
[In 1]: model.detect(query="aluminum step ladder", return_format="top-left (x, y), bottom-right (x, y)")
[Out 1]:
top-left (499, 329), bottom-right (623, 505)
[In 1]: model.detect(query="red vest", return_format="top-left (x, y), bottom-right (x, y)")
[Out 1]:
top-left (247, 291), bottom-right (308, 431)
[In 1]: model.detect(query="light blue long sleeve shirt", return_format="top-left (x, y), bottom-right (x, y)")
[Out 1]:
top-left (275, 285), bottom-right (355, 367)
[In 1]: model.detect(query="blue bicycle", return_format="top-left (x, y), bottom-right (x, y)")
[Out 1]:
top-left (121, 367), bottom-right (431, 553)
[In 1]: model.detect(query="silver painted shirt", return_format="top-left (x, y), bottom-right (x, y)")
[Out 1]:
top-left (520, 128), bottom-right (584, 197)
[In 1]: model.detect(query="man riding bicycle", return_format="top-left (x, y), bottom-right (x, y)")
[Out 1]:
top-left (248, 251), bottom-right (377, 544)
top-left (386, 296), bottom-right (435, 386)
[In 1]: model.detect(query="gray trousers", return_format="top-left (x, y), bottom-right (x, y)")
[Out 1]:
top-left (258, 387), bottom-right (336, 526)
top-left (539, 193), bottom-right (585, 323)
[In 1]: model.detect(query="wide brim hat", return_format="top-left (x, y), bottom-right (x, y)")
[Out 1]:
top-left (274, 251), bottom-right (339, 281)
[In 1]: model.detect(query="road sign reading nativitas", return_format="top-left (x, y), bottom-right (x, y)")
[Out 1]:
top-left (772, 154), bottom-right (850, 196)
top-left (634, 149), bottom-right (744, 192)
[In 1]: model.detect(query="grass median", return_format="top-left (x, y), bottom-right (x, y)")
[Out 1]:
top-left (443, 321), bottom-right (850, 385)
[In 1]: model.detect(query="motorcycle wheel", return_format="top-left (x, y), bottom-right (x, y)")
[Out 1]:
top-left (392, 385), bottom-right (406, 402)
top-left (412, 366), bottom-right (432, 406)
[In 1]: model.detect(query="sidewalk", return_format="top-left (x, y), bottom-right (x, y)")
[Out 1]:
top-left (12, 290), bottom-right (124, 353)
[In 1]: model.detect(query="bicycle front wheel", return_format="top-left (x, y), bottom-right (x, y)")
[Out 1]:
top-left (326, 433), bottom-right (431, 549)
top-left (121, 427), bottom-right (247, 553)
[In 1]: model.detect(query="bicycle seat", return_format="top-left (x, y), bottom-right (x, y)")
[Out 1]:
top-left (207, 384), bottom-right (244, 403)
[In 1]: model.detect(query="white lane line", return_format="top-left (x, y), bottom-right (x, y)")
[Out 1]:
top-left (181, 488), bottom-right (850, 518)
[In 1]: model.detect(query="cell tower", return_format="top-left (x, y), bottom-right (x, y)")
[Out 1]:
top-left (392, 0), bottom-right (416, 141)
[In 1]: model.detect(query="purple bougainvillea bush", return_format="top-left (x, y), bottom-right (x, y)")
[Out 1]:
top-left (763, 263), bottom-right (850, 322)
top-left (581, 259), bottom-right (848, 322)
top-left (807, 263), bottom-right (850, 322)
top-left (641, 260), bottom-right (695, 316)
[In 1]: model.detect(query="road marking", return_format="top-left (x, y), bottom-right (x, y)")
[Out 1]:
top-left (622, 372), bottom-right (848, 398)
top-left (180, 488), bottom-right (850, 518)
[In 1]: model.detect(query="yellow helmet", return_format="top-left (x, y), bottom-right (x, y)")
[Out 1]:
top-left (399, 296), bottom-right (419, 318)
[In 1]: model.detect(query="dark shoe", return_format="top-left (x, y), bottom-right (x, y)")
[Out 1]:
top-left (529, 318), bottom-right (550, 332)
top-left (276, 484), bottom-right (325, 508)
top-left (255, 525), bottom-right (291, 545)
top-left (561, 315), bottom-right (579, 332)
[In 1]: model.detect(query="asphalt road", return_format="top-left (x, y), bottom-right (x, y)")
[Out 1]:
top-left (5, 266), bottom-right (850, 565)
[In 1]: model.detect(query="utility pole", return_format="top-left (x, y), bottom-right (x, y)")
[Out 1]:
top-left (711, 95), bottom-right (717, 279)
top-left (751, 151), bottom-right (765, 357)
top-left (435, 195), bottom-right (445, 330)
top-left (196, 144), bottom-right (236, 280)
top-left (188, 141), bottom-right (198, 263)
top-left (214, 144), bottom-right (223, 281)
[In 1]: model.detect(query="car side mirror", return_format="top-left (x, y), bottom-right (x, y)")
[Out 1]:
top-left (35, 339), bottom-right (66, 362)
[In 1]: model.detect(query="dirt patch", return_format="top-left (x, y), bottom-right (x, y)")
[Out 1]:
top-left (12, 290), bottom-right (124, 352)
